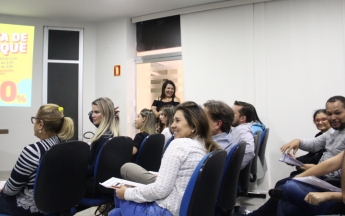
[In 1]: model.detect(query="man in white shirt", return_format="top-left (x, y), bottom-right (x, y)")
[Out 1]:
top-left (203, 100), bottom-right (234, 154)
top-left (227, 101), bottom-right (255, 169)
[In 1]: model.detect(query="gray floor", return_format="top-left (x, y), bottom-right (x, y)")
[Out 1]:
top-left (0, 170), bottom-right (267, 216)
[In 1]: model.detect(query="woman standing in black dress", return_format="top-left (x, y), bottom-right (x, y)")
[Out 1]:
top-left (151, 80), bottom-right (180, 118)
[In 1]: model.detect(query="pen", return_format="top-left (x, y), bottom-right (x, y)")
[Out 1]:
top-left (111, 182), bottom-right (120, 187)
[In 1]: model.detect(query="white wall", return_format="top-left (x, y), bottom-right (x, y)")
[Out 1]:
top-left (181, 0), bottom-right (345, 189)
top-left (0, 15), bottom-right (97, 170)
top-left (94, 18), bottom-right (136, 138)
top-left (0, 14), bottom-right (136, 171)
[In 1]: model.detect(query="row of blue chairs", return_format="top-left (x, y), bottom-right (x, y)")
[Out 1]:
top-left (0, 134), bottom-right (255, 216)
top-left (0, 134), bottom-right (166, 216)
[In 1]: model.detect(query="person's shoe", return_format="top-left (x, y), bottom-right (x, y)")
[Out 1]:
top-left (268, 189), bottom-right (284, 200)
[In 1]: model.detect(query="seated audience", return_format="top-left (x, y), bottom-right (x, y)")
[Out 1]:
top-left (277, 150), bottom-right (345, 216)
top-left (227, 100), bottom-right (255, 169)
top-left (281, 96), bottom-right (345, 176)
top-left (109, 101), bottom-right (220, 216)
top-left (295, 109), bottom-right (330, 165)
top-left (203, 100), bottom-right (235, 154)
top-left (132, 108), bottom-right (156, 162)
top-left (250, 104), bottom-right (266, 136)
top-left (87, 97), bottom-right (120, 177)
top-left (158, 105), bottom-right (175, 147)
top-left (247, 95), bottom-right (345, 216)
top-left (0, 104), bottom-right (74, 215)
top-left (121, 100), bottom-right (233, 185)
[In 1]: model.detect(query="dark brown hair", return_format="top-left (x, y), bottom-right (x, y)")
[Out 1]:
top-left (175, 101), bottom-right (220, 153)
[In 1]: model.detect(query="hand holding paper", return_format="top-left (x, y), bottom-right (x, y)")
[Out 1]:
top-left (100, 177), bottom-right (144, 189)
top-left (279, 152), bottom-right (304, 167)
top-left (293, 176), bottom-right (341, 192)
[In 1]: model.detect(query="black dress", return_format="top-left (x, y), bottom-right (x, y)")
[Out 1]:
top-left (132, 132), bottom-right (149, 162)
top-left (151, 97), bottom-right (180, 112)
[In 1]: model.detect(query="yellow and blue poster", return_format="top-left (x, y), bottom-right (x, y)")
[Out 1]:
top-left (0, 23), bottom-right (35, 107)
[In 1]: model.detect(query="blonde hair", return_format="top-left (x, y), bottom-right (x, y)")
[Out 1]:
top-left (36, 104), bottom-right (74, 140)
top-left (90, 97), bottom-right (120, 143)
top-left (139, 108), bottom-right (156, 135)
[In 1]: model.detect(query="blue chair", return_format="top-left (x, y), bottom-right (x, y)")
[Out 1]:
top-left (258, 128), bottom-right (269, 178)
top-left (0, 141), bottom-right (90, 216)
top-left (180, 149), bottom-right (227, 216)
top-left (250, 131), bottom-right (261, 182)
top-left (35, 141), bottom-right (89, 215)
top-left (135, 134), bottom-right (165, 172)
top-left (246, 132), bottom-right (266, 199)
top-left (79, 136), bottom-right (133, 210)
top-left (215, 142), bottom-right (246, 216)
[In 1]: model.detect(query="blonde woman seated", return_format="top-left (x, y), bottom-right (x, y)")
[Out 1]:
top-left (0, 104), bottom-right (74, 215)
top-left (158, 105), bottom-right (175, 146)
top-left (110, 101), bottom-right (220, 216)
top-left (87, 97), bottom-right (120, 177)
top-left (132, 108), bottom-right (156, 162)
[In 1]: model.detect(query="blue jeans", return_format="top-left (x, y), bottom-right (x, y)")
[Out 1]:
top-left (109, 196), bottom-right (173, 216)
top-left (277, 180), bottom-right (335, 216)
top-left (247, 177), bottom-right (290, 216)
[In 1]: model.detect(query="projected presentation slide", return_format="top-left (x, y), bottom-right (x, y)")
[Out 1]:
top-left (0, 23), bottom-right (34, 107)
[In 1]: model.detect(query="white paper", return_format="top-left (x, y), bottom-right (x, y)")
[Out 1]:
top-left (279, 152), bottom-right (304, 167)
top-left (0, 181), bottom-right (6, 190)
top-left (100, 177), bottom-right (144, 189)
top-left (294, 176), bottom-right (341, 192)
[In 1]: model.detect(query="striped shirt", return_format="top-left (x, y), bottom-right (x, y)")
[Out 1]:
top-left (1, 135), bottom-right (61, 213)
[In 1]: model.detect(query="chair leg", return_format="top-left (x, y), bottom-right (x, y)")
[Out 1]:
top-left (234, 205), bottom-right (250, 215)
top-left (246, 192), bottom-right (267, 199)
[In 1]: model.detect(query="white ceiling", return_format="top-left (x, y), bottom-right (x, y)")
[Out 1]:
top-left (0, 0), bottom-right (228, 23)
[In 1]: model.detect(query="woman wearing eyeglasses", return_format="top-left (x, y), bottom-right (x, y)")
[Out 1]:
top-left (0, 104), bottom-right (74, 215)
top-left (294, 109), bottom-right (331, 165)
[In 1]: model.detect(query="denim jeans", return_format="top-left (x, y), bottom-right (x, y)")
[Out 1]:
top-left (109, 196), bottom-right (173, 216)
top-left (277, 180), bottom-right (335, 216)
top-left (247, 177), bottom-right (290, 216)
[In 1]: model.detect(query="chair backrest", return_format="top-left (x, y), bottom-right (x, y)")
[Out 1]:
top-left (258, 128), bottom-right (269, 167)
top-left (250, 131), bottom-right (261, 182)
top-left (34, 141), bottom-right (90, 214)
top-left (237, 158), bottom-right (253, 197)
top-left (162, 135), bottom-right (174, 155)
top-left (217, 142), bottom-right (246, 213)
top-left (135, 134), bottom-right (165, 172)
top-left (94, 136), bottom-right (133, 193)
top-left (180, 150), bottom-right (227, 216)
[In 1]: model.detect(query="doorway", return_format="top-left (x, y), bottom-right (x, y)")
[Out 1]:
top-left (136, 59), bottom-right (183, 113)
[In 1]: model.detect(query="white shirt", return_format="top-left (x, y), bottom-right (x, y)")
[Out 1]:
top-left (161, 127), bottom-right (172, 147)
top-left (124, 137), bottom-right (207, 216)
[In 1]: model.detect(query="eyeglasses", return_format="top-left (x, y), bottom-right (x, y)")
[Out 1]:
top-left (31, 117), bottom-right (40, 124)
top-left (314, 118), bottom-right (328, 123)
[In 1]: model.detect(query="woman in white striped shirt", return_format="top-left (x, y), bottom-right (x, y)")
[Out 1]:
top-left (0, 104), bottom-right (74, 215)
